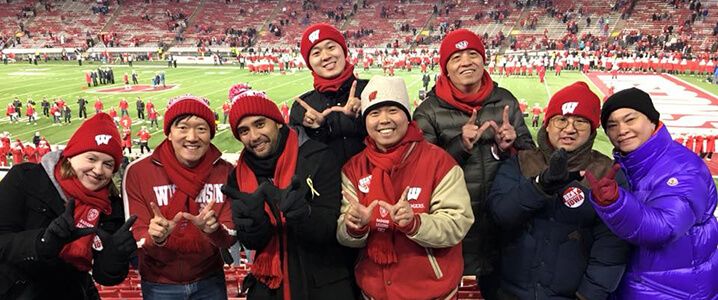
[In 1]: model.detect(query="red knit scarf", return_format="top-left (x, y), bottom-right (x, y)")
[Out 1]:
top-left (435, 71), bottom-right (494, 114)
top-left (235, 129), bottom-right (298, 299)
top-left (152, 139), bottom-right (222, 253)
top-left (362, 122), bottom-right (424, 265)
top-left (54, 163), bottom-right (112, 272)
top-left (312, 62), bottom-right (355, 93)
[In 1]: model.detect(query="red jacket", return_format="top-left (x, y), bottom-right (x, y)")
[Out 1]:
top-left (120, 115), bottom-right (132, 129)
top-left (0, 143), bottom-right (8, 166)
top-left (148, 108), bottom-right (158, 120)
top-left (95, 100), bottom-right (104, 111)
top-left (695, 135), bottom-right (704, 154)
top-left (707, 135), bottom-right (716, 153)
top-left (11, 142), bottom-right (24, 164)
top-left (137, 130), bottom-right (151, 142)
top-left (119, 99), bottom-right (128, 110)
top-left (338, 139), bottom-right (473, 299)
top-left (23, 145), bottom-right (38, 163)
top-left (123, 153), bottom-right (234, 284)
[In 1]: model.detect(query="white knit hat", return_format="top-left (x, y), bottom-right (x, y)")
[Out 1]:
top-left (360, 76), bottom-right (411, 119)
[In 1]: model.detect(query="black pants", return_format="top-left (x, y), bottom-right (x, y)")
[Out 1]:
top-left (140, 142), bottom-right (150, 154)
top-left (137, 110), bottom-right (144, 119)
top-left (79, 108), bottom-right (87, 119)
top-left (150, 119), bottom-right (158, 128)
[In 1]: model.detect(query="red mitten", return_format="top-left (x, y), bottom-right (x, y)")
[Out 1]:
top-left (586, 164), bottom-right (621, 206)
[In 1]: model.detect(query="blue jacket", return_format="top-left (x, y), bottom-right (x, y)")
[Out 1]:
top-left (489, 147), bottom-right (629, 300)
top-left (591, 125), bottom-right (718, 299)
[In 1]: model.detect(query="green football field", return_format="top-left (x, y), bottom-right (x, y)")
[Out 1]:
top-left (2, 61), bottom-right (718, 158)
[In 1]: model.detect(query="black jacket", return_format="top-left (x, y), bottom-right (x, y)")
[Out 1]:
top-left (0, 161), bottom-right (129, 300)
top-left (289, 75), bottom-right (368, 165)
top-left (488, 155), bottom-right (630, 300)
top-left (227, 130), bottom-right (357, 300)
top-left (413, 84), bottom-right (535, 276)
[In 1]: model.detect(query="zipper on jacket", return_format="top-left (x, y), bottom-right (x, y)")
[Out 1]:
top-left (425, 248), bottom-right (443, 279)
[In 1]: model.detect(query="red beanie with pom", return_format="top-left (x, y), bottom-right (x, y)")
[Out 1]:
top-left (228, 86), bottom-right (284, 140)
top-left (163, 95), bottom-right (216, 138)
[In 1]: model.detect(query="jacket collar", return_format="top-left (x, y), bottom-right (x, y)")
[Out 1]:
top-left (431, 81), bottom-right (500, 110)
top-left (40, 150), bottom-right (68, 215)
top-left (614, 123), bottom-right (670, 181)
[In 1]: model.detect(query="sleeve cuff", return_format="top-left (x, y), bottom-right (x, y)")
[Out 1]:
top-left (347, 224), bottom-right (369, 238)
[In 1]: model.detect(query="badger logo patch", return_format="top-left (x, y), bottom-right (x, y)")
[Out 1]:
top-left (455, 40), bottom-right (469, 50)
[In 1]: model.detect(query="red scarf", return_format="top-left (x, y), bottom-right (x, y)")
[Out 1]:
top-left (235, 129), bottom-right (298, 299)
top-left (435, 71), bottom-right (494, 114)
top-left (54, 163), bottom-right (112, 272)
top-left (152, 139), bottom-right (222, 253)
top-left (362, 122), bottom-right (424, 265)
top-left (312, 62), bottom-right (355, 93)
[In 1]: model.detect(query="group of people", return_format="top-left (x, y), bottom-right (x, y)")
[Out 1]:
top-left (1, 23), bottom-right (717, 300)
top-left (0, 131), bottom-right (52, 166)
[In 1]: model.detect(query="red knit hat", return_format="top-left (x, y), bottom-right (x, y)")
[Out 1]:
top-left (163, 95), bottom-right (216, 138)
top-left (300, 23), bottom-right (347, 71)
top-left (439, 29), bottom-right (487, 75)
top-left (228, 89), bottom-right (284, 140)
top-left (544, 81), bottom-right (601, 131)
top-left (228, 83), bottom-right (251, 102)
top-left (63, 113), bottom-right (123, 172)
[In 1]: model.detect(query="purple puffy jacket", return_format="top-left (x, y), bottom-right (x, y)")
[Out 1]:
top-left (591, 125), bottom-right (718, 300)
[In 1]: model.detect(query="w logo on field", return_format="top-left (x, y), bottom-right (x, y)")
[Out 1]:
top-left (561, 102), bottom-right (579, 114)
top-left (95, 134), bottom-right (112, 145)
top-left (308, 30), bottom-right (320, 43)
top-left (455, 40), bottom-right (469, 50)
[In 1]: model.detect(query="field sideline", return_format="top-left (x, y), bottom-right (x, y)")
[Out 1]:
top-left (2, 61), bottom-right (718, 159)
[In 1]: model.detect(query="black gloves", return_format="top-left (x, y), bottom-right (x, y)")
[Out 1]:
top-left (222, 177), bottom-right (311, 230)
top-left (265, 176), bottom-right (310, 223)
top-left (37, 199), bottom-right (96, 259)
top-left (538, 149), bottom-right (571, 194)
top-left (95, 215), bottom-right (138, 262)
top-left (222, 183), bottom-right (270, 229)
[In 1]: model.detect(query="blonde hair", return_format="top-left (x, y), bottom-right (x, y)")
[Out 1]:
top-left (60, 157), bottom-right (120, 197)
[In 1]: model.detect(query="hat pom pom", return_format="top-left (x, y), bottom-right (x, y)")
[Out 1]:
top-left (228, 83), bottom-right (252, 102)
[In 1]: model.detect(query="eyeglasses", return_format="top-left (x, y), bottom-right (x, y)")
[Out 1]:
top-left (550, 116), bottom-right (591, 131)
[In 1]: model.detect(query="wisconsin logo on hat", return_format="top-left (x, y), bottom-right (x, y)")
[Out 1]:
top-left (308, 29), bottom-right (320, 43)
top-left (368, 91), bottom-right (378, 102)
top-left (455, 40), bottom-right (469, 50)
top-left (561, 102), bottom-right (579, 115)
top-left (95, 134), bottom-right (112, 145)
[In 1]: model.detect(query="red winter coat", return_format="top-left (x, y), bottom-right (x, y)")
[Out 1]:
top-left (123, 154), bottom-right (234, 284)
top-left (338, 139), bottom-right (473, 300)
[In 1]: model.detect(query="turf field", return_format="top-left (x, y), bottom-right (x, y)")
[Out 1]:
top-left (2, 60), bottom-right (718, 159)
